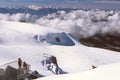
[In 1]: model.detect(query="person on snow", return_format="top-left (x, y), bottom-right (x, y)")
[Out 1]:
top-left (18, 58), bottom-right (22, 69)
top-left (23, 61), bottom-right (28, 74)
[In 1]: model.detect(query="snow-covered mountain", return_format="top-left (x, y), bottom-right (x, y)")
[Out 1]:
top-left (0, 21), bottom-right (120, 78)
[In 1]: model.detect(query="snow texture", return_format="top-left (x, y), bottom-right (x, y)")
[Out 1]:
top-left (36, 62), bottom-right (120, 80)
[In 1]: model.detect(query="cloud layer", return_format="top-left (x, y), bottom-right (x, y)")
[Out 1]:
top-left (36, 10), bottom-right (120, 38)
top-left (0, 9), bottom-right (120, 39)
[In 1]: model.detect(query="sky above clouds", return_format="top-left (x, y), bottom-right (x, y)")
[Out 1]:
top-left (4, 0), bottom-right (120, 2)
top-left (0, 0), bottom-right (120, 9)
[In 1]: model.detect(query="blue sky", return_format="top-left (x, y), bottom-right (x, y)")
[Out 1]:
top-left (0, 0), bottom-right (120, 9)
top-left (1, 0), bottom-right (88, 3)
top-left (1, 0), bottom-right (120, 2)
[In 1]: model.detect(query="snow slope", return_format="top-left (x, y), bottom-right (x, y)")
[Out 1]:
top-left (36, 62), bottom-right (120, 80)
top-left (0, 21), bottom-right (120, 76)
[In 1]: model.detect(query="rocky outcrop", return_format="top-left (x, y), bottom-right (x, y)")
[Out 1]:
top-left (41, 54), bottom-right (66, 75)
top-left (80, 33), bottom-right (120, 52)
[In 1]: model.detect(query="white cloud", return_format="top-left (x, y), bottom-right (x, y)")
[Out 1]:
top-left (0, 9), bottom-right (120, 39)
top-left (36, 10), bottom-right (120, 38)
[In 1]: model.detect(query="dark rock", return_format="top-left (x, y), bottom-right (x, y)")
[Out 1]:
top-left (80, 33), bottom-right (120, 52)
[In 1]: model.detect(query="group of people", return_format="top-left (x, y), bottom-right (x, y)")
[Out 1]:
top-left (18, 58), bottom-right (28, 74)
